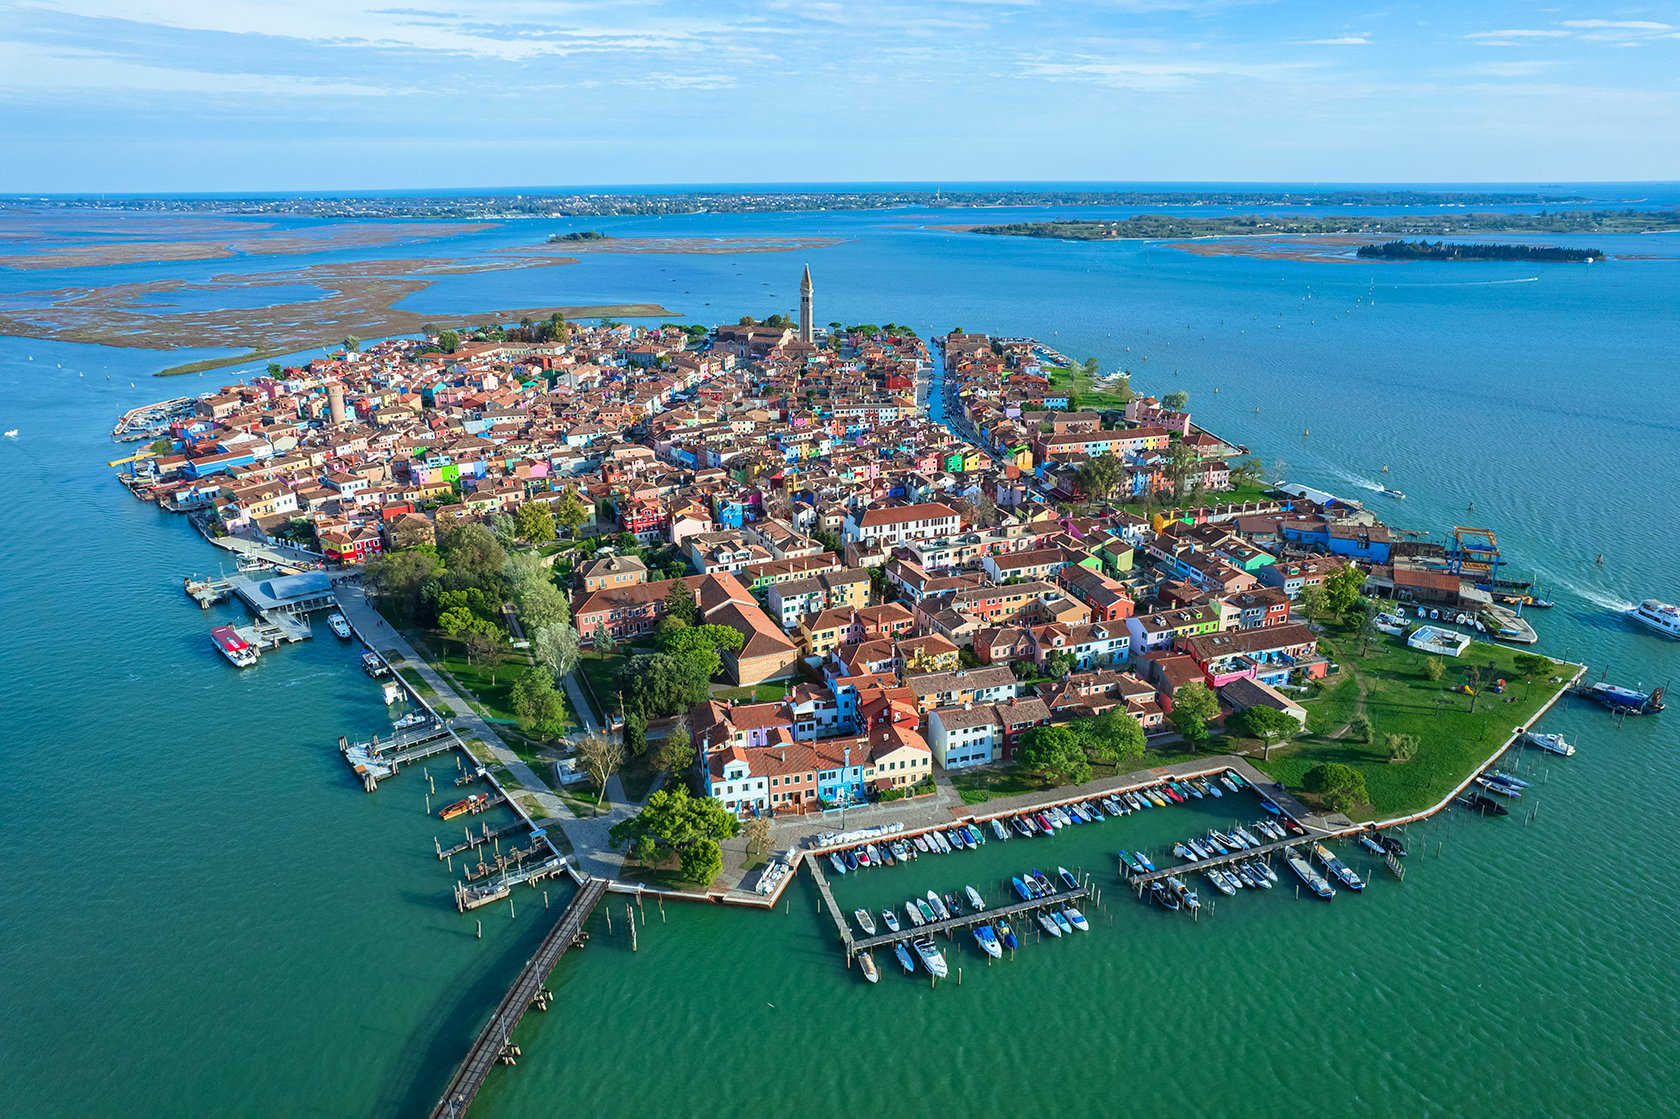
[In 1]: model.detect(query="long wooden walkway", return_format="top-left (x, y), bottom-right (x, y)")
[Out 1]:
top-left (1128, 832), bottom-right (1321, 886)
top-left (429, 875), bottom-right (609, 1119)
top-left (849, 884), bottom-right (1093, 954)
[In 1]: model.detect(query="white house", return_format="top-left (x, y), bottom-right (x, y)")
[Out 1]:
top-left (841, 502), bottom-right (960, 548)
top-left (926, 705), bottom-right (1001, 770)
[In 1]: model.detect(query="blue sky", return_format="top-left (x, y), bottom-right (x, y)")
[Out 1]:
top-left (1, 0), bottom-right (1676, 191)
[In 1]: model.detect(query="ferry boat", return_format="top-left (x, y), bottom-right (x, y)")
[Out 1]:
top-left (439, 793), bottom-right (489, 820)
top-left (1379, 487), bottom-right (1406, 500)
top-left (1578, 681), bottom-right (1665, 716)
top-left (327, 612), bottom-right (353, 639)
top-left (1627, 599), bottom-right (1680, 639)
top-left (210, 624), bottom-right (258, 668)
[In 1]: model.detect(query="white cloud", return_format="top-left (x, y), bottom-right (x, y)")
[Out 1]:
top-left (1467, 19), bottom-right (1680, 46)
top-left (0, 40), bottom-right (406, 96)
top-left (1298, 35), bottom-right (1372, 45)
top-left (1020, 54), bottom-right (1314, 91)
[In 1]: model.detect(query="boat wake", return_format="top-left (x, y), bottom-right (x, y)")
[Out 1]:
top-left (1542, 575), bottom-right (1635, 613)
top-left (1390, 277), bottom-right (1541, 288)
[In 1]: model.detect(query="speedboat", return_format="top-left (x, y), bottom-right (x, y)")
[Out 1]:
top-left (843, 850), bottom-right (859, 871)
top-left (1173, 842), bottom-right (1198, 863)
top-left (891, 839), bottom-right (911, 861)
top-left (1162, 784), bottom-right (1185, 804)
top-left (1182, 780), bottom-right (1204, 800)
top-left (1225, 769), bottom-right (1247, 789)
top-left (965, 885), bottom-right (987, 911)
top-left (947, 828), bottom-right (966, 851)
top-left (1049, 910), bottom-right (1073, 935)
top-left (1058, 866), bottom-right (1079, 892)
top-left (1031, 870), bottom-right (1055, 896)
top-left (1169, 876), bottom-right (1200, 912)
top-left (1119, 850), bottom-right (1146, 875)
top-left (926, 891), bottom-right (950, 921)
top-left (965, 824), bottom-right (985, 846)
top-left (854, 908), bottom-right (877, 936)
top-left (917, 898), bottom-right (938, 924)
top-left (1220, 775), bottom-right (1240, 794)
top-left (1379, 833), bottom-right (1408, 858)
top-left (327, 612), bottom-right (352, 639)
top-left (1285, 850), bottom-right (1335, 899)
top-left (944, 892), bottom-right (961, 916)
top-left (1014, 815), bottom-right (1035, 837)
top-left (996, 918), bottom-right (1019, 951)
top-left (829, 853), bottom-right (848, 876)
top-left (1235, 827), bottom-right (1264, 848)
top-left (895, 943), bottom-right (916, 973)
top-left (1035, 812), bottom-right (1056, 833)
top-left (1380, 487), bottom-right (1406, 500)
top-left (858, 952), bottom-right (879, 983)
top-left (974, 925), bottom-right (1003, 958)
top-left (1084, 801), bottom-right (1104, 820)
top-left (1486, 769), bottom-right (1531, 789)
top-left (1203, 778), bottom-right (1224, 799)
top-left (991, 818), bottom-right (1011, 841)
top-left (912, 834), bottom-right (931, 854)
top-left (856, 846), bottom-right (871, 868)
top-left (1036, 912), bottom-right (1063, 938)
top-left (931, 830), bottom-right (953, 854)
top-left (1475, 777), bottom-right (1522, 798)
top-left (882, 908), bottom-right (901, 933)
top-left (1150, 881), bottom-right (1180, 911)
top-left (1259, 799), bottom-right (1283, 817)
top-left (1134, 850), bottom-right (1155, 873)
top-left (1627, 599), bottom-right (1680, 639)
top-left (905, 901), bottom-right (925, 927)
top-left (1461, 792), bottom-right (1509, 816)
top-left (1012, 876), bottom-right (1034, 901)
top-left (1204, 869), bottom-right (1236, 896)
top-left (913, 938), bottom-right (949, 978)
top-left (1522, 729), bottom-right (1575, 756)
top-left (1147, 788), bottom-right (1169, 808)
top-left (1126, 791), bottom-right (1148, 810)
top-left (1358, 833), bottom-right (1386, 856)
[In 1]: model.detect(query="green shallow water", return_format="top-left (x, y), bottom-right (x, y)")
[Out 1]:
top-left (1, 196), bottom-right (1677, 1117)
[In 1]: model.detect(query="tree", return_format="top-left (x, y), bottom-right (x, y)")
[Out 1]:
top-left (341, 334), bottom-right (361, 353)
top-left (489, 512), bottom-right (519, 549)
top-left (266, 362), bottom-right (283, 376)
top-left (554, 490), bottom-right (589, 539)
top-left (1323, 565), bottom-right (1366, 618)
top-left (618, 651), bottom-right (714, 717)
top-left (147, 437), bottom-right (174, 455)
top-left (462, 623), bottom-right (505, 668)
top-left (1357, 598), bottom-right (1382, 657)
top-left (1078, 709), bottom-right (1146, 767)
top-left (1014, 725), bottom-right (1092, 786)
top-left (665, 581), bottom-right (699, 627)
top-left (1229, 456), bottom-right (1265, 490)
top-left (515, 501), bottom-right (555, 545)
top-left (1169, 682), bottom-right (1220, 744)
top-left (363, 549), bottom-right (443, 622)
top-left (1162, 390), bottom-right (1189, 411)
top-left (1303, 762), bottom-right (1369, 813)
top-left (743, 815), bottom-right (772, 861)
top-left (1464, 665), bottom-right (1483, 713)
top-left (1422, 657), bottom-right (1445, 683)
top-left (437, 329), bottom-right (460, 353)
top-left (1044, 650), bottom-right (1078, 679)
top-left (1382, 732), bottom-right (1419, 763)
top-left (630, 834), bottom-right (658, 866)
top-left (510, 668), bottom-right (568, 739)
top-left (1347, 713), bottom-right (1372, 743)
top-left (623, 712), bottom-right (648, 756)
top-left (1296, 584), bottom-right (1329, 625)
top-left (511, 573), bottom-right (571, 633)
top-left (1077, 453), bottom-right (1124, 503)
top-left (576, 733), bottom-right (627, 806)
top-left (532, 622), bottom-right (581, 679)
top-left (679, 838), bottom-right (723, 885)
top-left (440, 523), bottom-right (507, 590)
top-left (1237, 704), bottom-right (1301, 761)
top-left (651, 728), bottom-right (696, 779)
top-left (1164, 439), bottom-right (1200, 497)
top-left (657, 624), bottom-right (744, 680)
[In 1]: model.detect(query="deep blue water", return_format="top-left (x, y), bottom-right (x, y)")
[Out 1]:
top-left (0, 193), bottom-right (1676, 1117)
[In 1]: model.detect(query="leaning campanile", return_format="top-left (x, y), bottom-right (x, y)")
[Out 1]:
top-left (798, 264), bottom-right (814, 345)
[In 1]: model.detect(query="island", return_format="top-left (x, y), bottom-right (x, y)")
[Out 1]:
top-left (966, 209), bottom-right (1680, 241)
top-left (546, 230), bottom-right (611, 242)
top-left (1355, 239), bottom-right (1605, 263)
top-left (112, 280), bottom-right (1597, 1112)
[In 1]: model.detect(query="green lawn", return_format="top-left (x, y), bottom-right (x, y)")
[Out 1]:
top-left (1046, 364), bottom-right (1136, 410)
top-left (1253, 622), bottom-right (1570, 818)
top-left (711, 681), bottom-right (795, 704)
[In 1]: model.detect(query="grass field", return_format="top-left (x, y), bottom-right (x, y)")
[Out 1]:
top-left (1250, 621), bottom-right (1571, 818)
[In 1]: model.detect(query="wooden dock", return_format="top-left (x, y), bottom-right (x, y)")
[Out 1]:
top-left (809, 855), bottom-right (1094, 959)
top-left (438, 818), bottom-right (531, 860)
top-left (1126, 832), bottom-right (1319, 887)
top-left (429, 875), bottom-right (609, 1119)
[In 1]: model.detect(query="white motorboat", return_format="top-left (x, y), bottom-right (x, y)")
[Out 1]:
top-left (1627, 599), bottom-right (1680, 639)
top-left (327, 612), bottom-right (353, 639)
top-left (1521, 728), bottom-right (1576, 757)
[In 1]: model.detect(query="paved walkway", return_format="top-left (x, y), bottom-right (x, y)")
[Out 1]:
top-left (336, 586), bottom-right (573, 825)
top-left (562, 670), bottom-right (602, 736)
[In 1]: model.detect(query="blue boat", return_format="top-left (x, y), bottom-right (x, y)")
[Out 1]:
top-left (973, 925), bottom-right (1002, 958)
top-left (1134, 850), bottom-right (1156, 872)
top-left (1012, 875), bottom-right (1033, 901)
top-left (996, 918), bottom-right (1019, 951)
top-left (843, 850), bottom-right (859, 871)
top-left (829, 852), bottom-right (848, 875)
top-left (894, 942), bottom-right (916, 973)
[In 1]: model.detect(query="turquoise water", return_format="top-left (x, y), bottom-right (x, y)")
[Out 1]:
top-left (1, 195), bottom-right (1677, 1117)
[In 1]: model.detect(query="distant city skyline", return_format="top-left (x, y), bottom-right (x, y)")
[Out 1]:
top-left (2, 0), bottom-right (1676, 192)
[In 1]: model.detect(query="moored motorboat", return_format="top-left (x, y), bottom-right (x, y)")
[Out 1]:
top-left (926, 890), bottom-right (950, 921)
top-left (974, 925), bottom-right (1003, 958)
top-left (1358, 832), bottom-right (1386, 856)
top-left (913, 937), bottom-right (949, 978)
top-left (895, 943), bottom-right (916, 973)
top-left (854, 908), bottom-right (877, 936)
top-left (1134, 850), bottom-right (1155, 873)
top-left (917, 898), bottom-right (938, 924)
top-left (882, 908), bottom-right (901, 933)
top-left (858, 952), bottom-right (880, 983)
top-left (1119, 850), bottom-right (1146, 875)
top-left (327, 612), bottom-right (353, 639)
top-left (1049, 909), bottom-right (1073, 936)
top-left (965, 885), bottom-right (987, 911)
top-left (1284, 850), bottom-right (1335, 899)
top-left (830, 853), bottom-right (848, 876)
top-left (1173, 842), bottom-right (1198, 863)
top-left (912, 833), bottom-right (931, 854)
top-left (1036, 912), bottom-right (1063, 938)
top-left (1058, 866), bottom-right (1079, 892)
top-left (210, 624), bottom-right (259, 668)
top-left (843, 850), bottom-right (859, 871)
top-left (439, 793), bottom-right (489, 820)
top-left (991, 818), bottom-right (1011, 841)
top-left (1012, 876), bottom-right (1034, 901)
top-left (996, 918), bottom-right (1019, 951)
top-left (1311, 842), bottom-right (1365, 891)
top-left (1204, 869), bottom-right (1236, 896)
top-left (1522, 729), bottom-right (1576, 756)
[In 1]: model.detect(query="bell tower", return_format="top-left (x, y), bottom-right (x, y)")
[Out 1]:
top-left (798, 264), bottom-right (814, 345)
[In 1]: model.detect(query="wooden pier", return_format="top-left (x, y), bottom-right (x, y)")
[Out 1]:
top-left (438, 818), bottom-right (531, 860)
top-left (429, 875), bottom-right (610, 1119)
top-left (1126, 832), bottom-right (1320, 887)
top-left (809, 855), bottom-right (1094, 959)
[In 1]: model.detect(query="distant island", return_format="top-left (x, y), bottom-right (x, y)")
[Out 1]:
top-left (1356, 240), bottom-right (1605, 263)
top-left (968, 209), bottom-right (1680, 241)
top-left (547, 230), bottom-right (611, 242)
top-left (3, 189), bottom-right (1590, 220)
